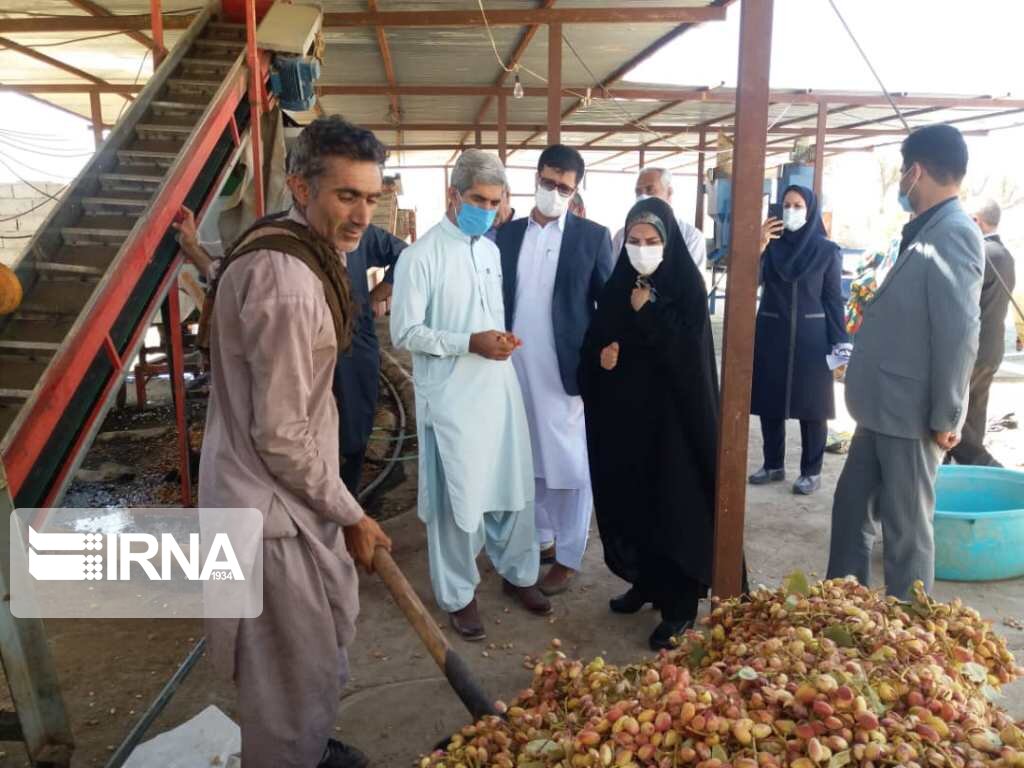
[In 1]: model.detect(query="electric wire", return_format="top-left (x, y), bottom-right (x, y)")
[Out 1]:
top-left (0, 193), bottom-right (59, 224)
top-left (827, 0), bottom-right (911, 134)
top-left (0, 154), bottom-right (68, 199)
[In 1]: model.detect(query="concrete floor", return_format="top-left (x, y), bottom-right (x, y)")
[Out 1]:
top-left (330, 324), bottom-right (1024, 766)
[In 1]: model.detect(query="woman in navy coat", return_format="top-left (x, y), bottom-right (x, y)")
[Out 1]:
top-left (750, 185), bottom-right (849, 495)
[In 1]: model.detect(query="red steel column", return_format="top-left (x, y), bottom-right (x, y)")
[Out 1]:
top-left (497, 94), bottom-right (508, 163)
top-left (150, 0), bottom-right (166, 69)
top-left (547, 22), bottom-right (562, 145)
top-left (162, 287), bottom-right (193, 506)
top-left (813, 102), bottom-right (827, 200)
top-left (245, 0), bottom-right (265, 217)
top-left (712, 0), bottom-right (775, 598)
top-left (695, 127), bottom-right (706, 228)
top-left (89, 91), bottom-right (104, 148)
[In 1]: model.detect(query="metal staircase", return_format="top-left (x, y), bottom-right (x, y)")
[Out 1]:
top-left (0, 11), bottom-right (265, 762)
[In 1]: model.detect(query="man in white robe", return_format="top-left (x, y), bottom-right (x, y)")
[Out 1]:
top-left (495, 144), bottom-right (614, 594)
top-left (390, 149), bottom-right (550, 641)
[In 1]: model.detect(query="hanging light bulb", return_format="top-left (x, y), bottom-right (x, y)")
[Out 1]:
top-left (513, 72), bottom-right (524, 100)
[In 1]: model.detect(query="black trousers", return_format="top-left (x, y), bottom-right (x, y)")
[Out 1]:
top-left (340, 450), bottom-right (366, 495)
top-left (635, 556), bottom-right (707, 623)
top-left (949, 365), bottom-right (999, 466)
top-left (760, 416), bottom-right (827, 476)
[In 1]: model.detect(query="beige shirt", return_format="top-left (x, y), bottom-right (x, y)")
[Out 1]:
top-left (200, 208), bottom-right (363, 671)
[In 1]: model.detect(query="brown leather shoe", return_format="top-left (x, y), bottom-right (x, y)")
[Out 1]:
top-left (449, 599), bottom-right (486, 641)
top-left (540, 544), bottom-right (556, 565)
top-left (502, 579), bottom-right (553, 615)
top-left (539, 563), bottom-right (575, 596)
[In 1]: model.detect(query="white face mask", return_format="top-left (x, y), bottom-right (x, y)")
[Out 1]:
top-left (626, 243), bottom-right (664, 276)
top-left (636, 193), bottom-right (651, 202)
top-left (535, 185), bottom-right (568, 218)
top-left (782, 207), bottom-right (807, 232)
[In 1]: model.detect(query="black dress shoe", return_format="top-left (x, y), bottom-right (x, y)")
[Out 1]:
top-left (649, 619), bottom-right (694, 651)
top-left (609, 586), bottom-right (651, 614)
top-left (318, 738), bottom-right (370, 768)
top-left (749, 467), bottom-right (785, 485)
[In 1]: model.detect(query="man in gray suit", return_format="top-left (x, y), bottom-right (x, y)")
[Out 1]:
top-left (826, 124), bottom-right (984, 598)
top-left (949, 199), bottom-right (1016, 466)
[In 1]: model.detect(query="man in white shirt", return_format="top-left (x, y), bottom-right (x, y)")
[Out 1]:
top-left (496, 145), bottom-right (614, 595)
top-left (612, 167), bottom-right (707, 271)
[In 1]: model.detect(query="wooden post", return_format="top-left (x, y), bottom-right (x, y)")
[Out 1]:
top-left (150, 0), bottom-right (166, 69)
top-left (0, 464), bottom-right (75, 764)
top-left (245, 0), bottom-right (265, 218)
top-left (89, 91), bottom-right (103, 148)
top-left (475, 127), bottom-right (483, 148)
top-left (497, 94), bottom-right (508, 164)
top-left (638, 148), bottom-right (646, 168)
top-left (813, 102), bottom-right (827, 200)
top-left (712, 0), bottom-right (775, 598)
top-left (695, 127), bottom-right (706, 228)
top-left (547, 22), bottom-right (562, 145)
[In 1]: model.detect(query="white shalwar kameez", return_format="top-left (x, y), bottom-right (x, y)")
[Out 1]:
top-left (390, 215), bottom-right (538, 613)
top-left (511, 212), bottom-right (592, 570)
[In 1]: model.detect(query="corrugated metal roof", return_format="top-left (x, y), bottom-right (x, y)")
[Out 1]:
top-left (2, 0), bottom-right (1022, 170)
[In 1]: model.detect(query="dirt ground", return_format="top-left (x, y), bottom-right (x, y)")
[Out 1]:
top-left (2, 321), bottom-right (1022, 767)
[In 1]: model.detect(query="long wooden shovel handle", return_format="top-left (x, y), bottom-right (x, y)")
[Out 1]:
top-left (372, 546), bottom-right (449, 668)
top-left (372, 546), bottom-right (499, 721)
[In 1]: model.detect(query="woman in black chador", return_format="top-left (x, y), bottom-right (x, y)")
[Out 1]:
top-left (580, 197), bottom-right (726, 651)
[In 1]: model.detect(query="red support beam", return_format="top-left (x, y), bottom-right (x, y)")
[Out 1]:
top-left (547, 22), bottom-right (562, 145)
top-left (246, 0), bottom-right (265, 218)
top-left (0, 14), bottom-right (194, 33)
top-left (316, 83), bottom-right (1024, 110)
top-left (64, 0), bottom-right (157, 50)
top-left (368, 0), bottom-right (402, 145)
top-left (163, 289), bottom-right (193, 506)
top-left (713, 0), bottom-right (775, 599)
top-left (582, 99), bottom-right (685, 148)
top-left (89, 91), bottom-right (103, 148)
top-left (150, 0), bottom-right (166, 69)
top-left (0, 83), bottom-right (142, 94)
top-left (695, 128), bottom-right (706, 228)
top-left (497, 95), bottom-right (508, 163)
top-left (813, 102), bottom-right (827, 199)
top-left (510, 0), bottom-right (738, 157)
top-left (0, 36), bottom-right (117, 89)
top-left (322, 7), bottom-right (726, 26)
top-left (454, 0), bottom-right (557, 156)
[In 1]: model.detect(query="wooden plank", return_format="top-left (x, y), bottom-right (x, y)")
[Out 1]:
top-left (712, 0), bottom-right (775, 598)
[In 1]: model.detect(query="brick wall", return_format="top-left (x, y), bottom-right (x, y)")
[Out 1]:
top-left (0, 182), bottom-right (63, 266)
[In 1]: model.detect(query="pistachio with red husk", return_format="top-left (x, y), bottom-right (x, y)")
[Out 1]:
top-left (420, 577), bottom-right (1023, 768)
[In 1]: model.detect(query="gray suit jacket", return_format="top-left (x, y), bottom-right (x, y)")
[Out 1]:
top-left (845, 199), bottom-right (984, 440)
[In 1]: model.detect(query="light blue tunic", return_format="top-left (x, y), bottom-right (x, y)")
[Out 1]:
top-left (390, 216), bottom-right (535, 534)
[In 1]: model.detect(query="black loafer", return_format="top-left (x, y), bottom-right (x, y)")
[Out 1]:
top-left (609, 586), bottom-right (651, 614)
top-left (319, 738), bottom-right (370, 768)
top-left (649, 619), bottom-right (694, 651)
top-left (749, 467), bottom-right (785, 485)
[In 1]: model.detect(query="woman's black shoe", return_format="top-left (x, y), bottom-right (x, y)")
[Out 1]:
top-left (609, 587), bottom-right (651, 614)
top-left (649, 619), bottom-right (693, 651)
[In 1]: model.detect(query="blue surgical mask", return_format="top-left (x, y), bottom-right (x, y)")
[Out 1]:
top-left (897, 165), bottom-right (919, 213)
top-left (456, 200), bottom-right (497, 237)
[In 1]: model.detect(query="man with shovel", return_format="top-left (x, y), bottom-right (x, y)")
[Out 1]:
top-left (200, 116), bottom-right (391, 768)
